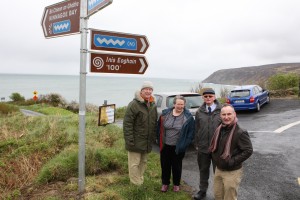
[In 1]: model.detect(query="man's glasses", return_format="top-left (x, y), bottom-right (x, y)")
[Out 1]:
top-left (203, 95), bottom-right (214, 98)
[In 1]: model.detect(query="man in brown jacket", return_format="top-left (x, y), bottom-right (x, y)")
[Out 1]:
top-left (209, 104), bottom-right (253, 200)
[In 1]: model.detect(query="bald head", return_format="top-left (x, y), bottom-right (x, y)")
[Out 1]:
top-left (220, 104), bottom-right (236, 125)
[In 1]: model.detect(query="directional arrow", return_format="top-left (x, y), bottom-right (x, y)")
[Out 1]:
top-left (90, 52), bottom-right (148, 74)
top-left (90, 29), bottom-right (149, 54)
top-left (41, 0), bottom-right (80, 38)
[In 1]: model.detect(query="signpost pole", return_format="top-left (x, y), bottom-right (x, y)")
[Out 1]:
top-left (78, 0), bottom-right (88, 194)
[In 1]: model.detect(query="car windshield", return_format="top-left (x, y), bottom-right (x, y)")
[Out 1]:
top-left (166, 95), bottom-right (202, 109)
top-left (230, 90), bottom-right (250, 98)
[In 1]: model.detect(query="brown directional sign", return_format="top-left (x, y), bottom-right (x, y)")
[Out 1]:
top-left (87, 0), bottom-right (113, 17)
top-left (41, 0), bottom-right (81, 38)
top-left (90, 52), bottom-right (148, 74)
top-left (90, 29), bottom-right (150, 54)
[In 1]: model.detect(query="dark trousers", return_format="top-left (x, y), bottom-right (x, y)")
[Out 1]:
top-left (197, 151), bottom-right (216, 191)
top-left (160, 144), bottom-right (185, 186)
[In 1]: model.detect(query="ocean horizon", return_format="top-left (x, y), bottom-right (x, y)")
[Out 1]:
top-left (0, 74), bottom-right (235, 107)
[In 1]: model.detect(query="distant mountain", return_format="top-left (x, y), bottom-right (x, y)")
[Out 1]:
top-left (203, 63), bottom-right (300, 85)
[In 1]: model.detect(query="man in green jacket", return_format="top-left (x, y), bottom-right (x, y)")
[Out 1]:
top-left (123, 81), bottom-right (158, 185)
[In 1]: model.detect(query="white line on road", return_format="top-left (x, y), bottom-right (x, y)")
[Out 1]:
top-left (298, 177), bottom-right (300, 186)
top-left (274, 120), bottom-right (300, 133)
top-left (248, 131), bottom-right (274, 133)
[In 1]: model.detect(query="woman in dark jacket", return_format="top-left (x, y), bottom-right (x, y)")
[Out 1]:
top-left (157, 95), bottom-right (195, 192)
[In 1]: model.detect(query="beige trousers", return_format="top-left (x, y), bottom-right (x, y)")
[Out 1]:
top-left (214, 167), bottom-right (243, 200)
top-left (128, 151), bottom-right (148, 185)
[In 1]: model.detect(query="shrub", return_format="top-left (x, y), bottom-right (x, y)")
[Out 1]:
top-left (267, 73), bottom-right (299, 90)
top-left (116, 106), bottom-right (127, 119)
top-left (190, 82), bottom-right (203, 94)
top-left (65, 101), bottom-right (98, 113)
top-left (219, 87), bottom-right (229, 98)
top-left (9, 93), bottom-right (25, 102)
top-left (39, 93), bottom-right (67, 107)
top-left (0, 103), bottom-right (19, 115)
top-left (22, 99), bottom-right (37, 106)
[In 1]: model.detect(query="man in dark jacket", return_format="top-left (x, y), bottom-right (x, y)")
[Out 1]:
top-left (123, 81), bottom-right (158, 185)
top-left (194, 88), bottom-right (222, 200)
top-left (209, 104), bottom-right (253, 200)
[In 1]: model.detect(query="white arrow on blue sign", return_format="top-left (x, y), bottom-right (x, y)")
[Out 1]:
top-left (53, 20), bottom-right (71, 34)
top-left (90, 29), bottom-right (149, 54)
top-left (94, 35), bottom-right (138, 51)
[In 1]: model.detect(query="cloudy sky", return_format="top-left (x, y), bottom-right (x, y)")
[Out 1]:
top-left (1, 0), bottom-right (300, 81)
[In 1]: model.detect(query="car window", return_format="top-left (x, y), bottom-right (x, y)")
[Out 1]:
top-left (257, 86), bottom-right (262, 93)
top-left (252, 87), bottom-right (258, 95)
top-left (154, 95), bottom-right (163, 107)
top-left (253, 87), bottom-right (259, 94)
top-left (166, 95), bottom-right (202, 108)
top-left (230, 90), bottom-right (250, 98)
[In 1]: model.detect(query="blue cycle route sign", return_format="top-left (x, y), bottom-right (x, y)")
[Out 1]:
top-left (94, 34), bottom-right (137, 51)
top-left (90, 29), bottom-right (149, 54)
top-left (53, 20), bottom-right (71, 34)
top-left (87, 0), bottom-right (113, 17)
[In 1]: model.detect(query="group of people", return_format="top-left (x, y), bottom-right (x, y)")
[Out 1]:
top-left (123, 81), bottom-right (253, 200)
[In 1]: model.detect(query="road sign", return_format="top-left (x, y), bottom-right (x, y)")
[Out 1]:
top-left (90, 52), bottom-right (148, 74)
top-left (41, 0), bottom-right (81, 38)
top-left (90, 29), bottom-right (149, 54)
top-left (87, 0), bottom-right (113, 17)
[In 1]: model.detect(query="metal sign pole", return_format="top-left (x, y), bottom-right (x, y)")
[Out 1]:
top-left (78, 0), bottom-right (88, 194)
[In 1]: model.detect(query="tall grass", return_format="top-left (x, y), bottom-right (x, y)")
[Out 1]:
top-left (0, 103), bottom-right (19, 115)
top-left (0, 104), bottom-right (192, 199)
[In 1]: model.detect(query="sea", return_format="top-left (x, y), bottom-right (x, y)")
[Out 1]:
top-left (0, 74), bottom-right (235, 107)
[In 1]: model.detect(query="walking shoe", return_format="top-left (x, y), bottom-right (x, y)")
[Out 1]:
top-left (173, 185), bottom-right (180, 192)
top-left (193, 190), bottom-right (206, 200)
top-left (161, 185), bottom-right (169, 192)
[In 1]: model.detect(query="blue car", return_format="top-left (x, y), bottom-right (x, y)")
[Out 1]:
top-left (226, 85), bottom-right (270, 112)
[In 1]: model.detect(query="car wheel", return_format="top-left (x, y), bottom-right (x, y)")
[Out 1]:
top-left (266, 96), bottom-right (270, 104)
top-left (256, 102), bottom-right (260, 112)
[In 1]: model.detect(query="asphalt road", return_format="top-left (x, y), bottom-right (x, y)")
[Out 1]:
top-left (20, 109), bottom-right (45, 116)
top-left (182, 99), bottom-right (300, 200)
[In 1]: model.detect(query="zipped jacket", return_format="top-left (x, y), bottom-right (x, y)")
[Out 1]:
top-left (157, 107), bottom-right (195, 154)
top-left (212, 124), bottom-right (253, 171)
top-left (123, 91), bottom-right (158, 153)
top-left (194, 100), bottom-right (222, 153)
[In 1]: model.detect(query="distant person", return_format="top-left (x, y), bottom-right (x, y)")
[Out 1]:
top-left (157, 95), bottom-right (195, 192)
top-left (194, 88), bottom-right (222, 200)
top-left (209, 104), bottom-right (253, 200)
top-left (123, 81), bottom-right (158, 185)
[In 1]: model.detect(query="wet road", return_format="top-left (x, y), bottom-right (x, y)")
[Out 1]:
top-left (182, 99), bottom-right (300, 200)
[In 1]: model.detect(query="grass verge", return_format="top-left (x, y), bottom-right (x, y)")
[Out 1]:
top-left (0, 104), bottom-right (192, 200)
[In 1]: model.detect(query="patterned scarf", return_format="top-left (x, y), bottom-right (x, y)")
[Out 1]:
top-left (208, 117), bottom-right (238, 160)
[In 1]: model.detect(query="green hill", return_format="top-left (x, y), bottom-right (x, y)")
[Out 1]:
top-left (203, 63), bottom-right (300, 85)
